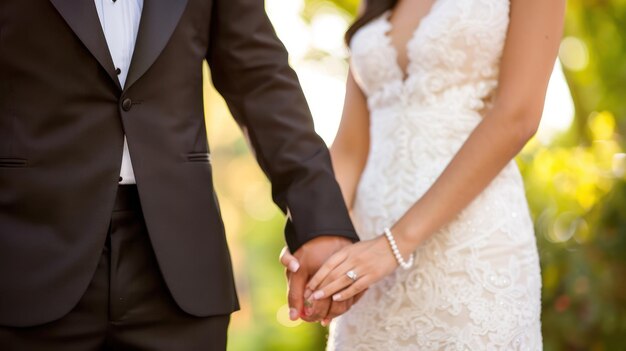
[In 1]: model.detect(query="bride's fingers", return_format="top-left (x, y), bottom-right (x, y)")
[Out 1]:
top-left (279, 247), bottom-right (300, 273)
top-left (306, 250), bottom-right (348, 291)
top-left (331, 276), bottom-right (370, 302)
top-left (310, 266), bottom-right (356, 301)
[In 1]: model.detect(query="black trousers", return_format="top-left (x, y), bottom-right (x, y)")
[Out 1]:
top-left (0, 185), bottom-right (230, 350)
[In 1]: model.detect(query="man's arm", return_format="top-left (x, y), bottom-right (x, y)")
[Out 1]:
top-left (206, 0), bottom-right (357, 250)
top-left (206, 0), bottom-right (359, 321)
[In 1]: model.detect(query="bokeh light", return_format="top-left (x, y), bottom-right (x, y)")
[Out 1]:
top-left (559, 36), bottom-right (589, 71)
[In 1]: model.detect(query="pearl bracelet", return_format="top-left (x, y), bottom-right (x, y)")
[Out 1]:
top-left (383, 227), bottom-right (414, 270)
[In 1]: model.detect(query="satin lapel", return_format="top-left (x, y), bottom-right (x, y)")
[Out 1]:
top-left (49, 0), bottom-right (122, 90)
top-left (124, 0), bottom-right (189, 90)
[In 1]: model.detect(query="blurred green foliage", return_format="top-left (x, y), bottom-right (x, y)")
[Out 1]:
top-left (206, 1), bottom-right (626, 350)
top-left (522, 0), bottom-right (626, 349)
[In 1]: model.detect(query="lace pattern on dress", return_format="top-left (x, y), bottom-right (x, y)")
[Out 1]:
top-left (329, 0), bottom-right (543, 349)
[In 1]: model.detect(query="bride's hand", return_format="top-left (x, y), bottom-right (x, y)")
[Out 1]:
top-left (307, 236), bottom-right (398, 302)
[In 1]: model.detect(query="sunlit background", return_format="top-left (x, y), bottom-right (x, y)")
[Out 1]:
top-left (200, 1), bottom-right (626, 350)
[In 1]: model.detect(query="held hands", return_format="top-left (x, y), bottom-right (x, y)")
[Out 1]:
top-left (281, 235), bottom-right (402, 324)
top-left (281, 236), bottom-right (360, 324)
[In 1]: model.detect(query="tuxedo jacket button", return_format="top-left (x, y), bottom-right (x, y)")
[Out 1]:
top-left (121, 98), bottom-right (132, 111)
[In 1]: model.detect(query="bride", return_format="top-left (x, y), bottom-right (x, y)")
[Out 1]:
top-left (281, 0), bottom-right (565, 349)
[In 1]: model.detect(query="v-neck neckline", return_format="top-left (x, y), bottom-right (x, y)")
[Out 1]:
top-left (382, 0), bottom-right (440, 84)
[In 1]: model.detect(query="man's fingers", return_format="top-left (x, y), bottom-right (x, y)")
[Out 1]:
top-left (303, 298), bottom-right (330, 322)
top-left (287, 236), bottom-right (355, 322)
top-left (287, 270), bottom-right (307, 321)
top-left (325, 297), bottom-right (353, 320)
top-left (279, 247), bottom-right (300, 273)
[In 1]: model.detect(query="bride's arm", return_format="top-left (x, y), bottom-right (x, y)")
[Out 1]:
top-left (306, 0), bottom-right (566, 302)
top-left (330, 70), bottom-right (370, 211)
top-left (392, 0), bottom-right (566, 257)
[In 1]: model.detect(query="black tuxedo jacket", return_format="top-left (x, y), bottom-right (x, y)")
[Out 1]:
top-left (0, 0), bottom-right (357, 327)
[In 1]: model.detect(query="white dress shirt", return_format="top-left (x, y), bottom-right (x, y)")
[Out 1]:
top-left (94, 0), bottom-right (144, 184)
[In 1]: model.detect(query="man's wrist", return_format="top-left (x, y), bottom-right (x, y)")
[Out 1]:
top-left (287, 228), bottom-right (358, 254)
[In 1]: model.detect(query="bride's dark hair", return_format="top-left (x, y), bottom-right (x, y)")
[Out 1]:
top-left (345, 0), bottom-right (399, 45)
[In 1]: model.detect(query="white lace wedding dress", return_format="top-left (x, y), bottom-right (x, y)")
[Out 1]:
top-left (328, 0), bottom-right (543, 350)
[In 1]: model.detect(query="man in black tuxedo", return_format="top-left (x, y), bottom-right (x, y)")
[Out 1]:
top-left (0, 0), bottom-right (358, 349)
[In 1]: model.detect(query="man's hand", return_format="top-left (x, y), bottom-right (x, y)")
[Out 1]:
top-left (280, 236), bottom-right (359, 323)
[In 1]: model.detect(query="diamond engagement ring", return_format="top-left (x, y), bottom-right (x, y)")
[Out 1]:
top-left (346, 270), bottom-right (358, 282)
